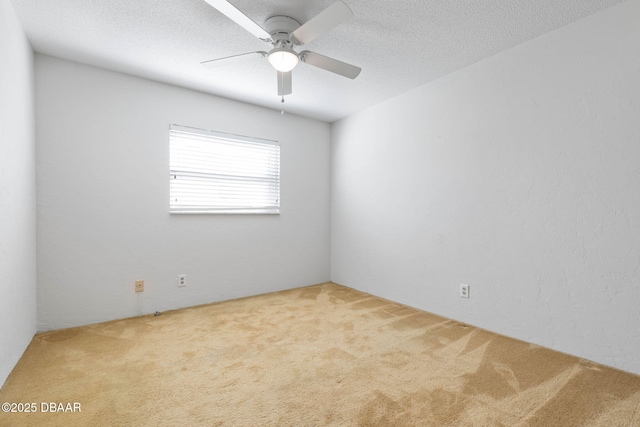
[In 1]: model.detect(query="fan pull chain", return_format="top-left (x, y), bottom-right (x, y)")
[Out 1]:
top-left (281, 96), bottom-right (285, 115)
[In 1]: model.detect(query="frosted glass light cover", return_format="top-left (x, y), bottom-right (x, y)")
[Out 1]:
top-left (268, 48), bottom-right (299, 72)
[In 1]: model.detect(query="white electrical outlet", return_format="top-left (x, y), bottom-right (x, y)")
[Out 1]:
top-left (177, 274), bottom-right (186, 287)
top-left (460, 284), bottom-right (469, 298)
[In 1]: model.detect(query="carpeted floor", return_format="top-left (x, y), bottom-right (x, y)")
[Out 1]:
top-left (1, 282), bottom-right (640, 426)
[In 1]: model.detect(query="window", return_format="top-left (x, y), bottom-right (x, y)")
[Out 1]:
top-left (169, 124), bottom-right (280, 214)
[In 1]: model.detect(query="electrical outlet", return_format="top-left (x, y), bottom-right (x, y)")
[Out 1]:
top-left (177, 274), bottom-right (186, 287)
top-left (460, 284), bottom-right (469, 298)
top-left (135, 280), bottom-right (144, 292)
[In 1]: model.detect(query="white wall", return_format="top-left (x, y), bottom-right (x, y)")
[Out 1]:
top-left (36, 55), bottom-right (331, 330)
top-left (331, 0), bottom-right (640, 375)
top-left (0, 0), bottom-right (37, 386)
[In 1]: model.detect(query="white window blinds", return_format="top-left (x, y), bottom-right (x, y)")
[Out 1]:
top-left (170, 125), bottom-right (280, 214)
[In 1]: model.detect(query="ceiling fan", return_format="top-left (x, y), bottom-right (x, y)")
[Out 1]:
top-left (201, 0), bottom-right (362, 98)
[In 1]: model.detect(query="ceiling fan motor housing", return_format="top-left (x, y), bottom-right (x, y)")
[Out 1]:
top-left (264, 15), bottom-right (301, 47)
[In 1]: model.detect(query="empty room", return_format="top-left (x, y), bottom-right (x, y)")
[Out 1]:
top-left (1, 0), bottom-right (640, 425)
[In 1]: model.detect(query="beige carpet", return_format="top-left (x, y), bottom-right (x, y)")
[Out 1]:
top-left (1, 283), bottom-right (640, 426)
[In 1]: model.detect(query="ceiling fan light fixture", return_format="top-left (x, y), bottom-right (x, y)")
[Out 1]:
top-left (267, 47), bottom-right (299, 72)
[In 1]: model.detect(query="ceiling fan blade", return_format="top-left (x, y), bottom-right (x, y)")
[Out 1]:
top-left (300, 51), bottom-right (361, 79)
top-left (201, 51), bottom-right (267, 68)
top-left (277, 71), bottom-right (292, 96)
top-left (290, 1), bottom-right (353, 45)
top-left (203, 0), bottom-right (271, 41)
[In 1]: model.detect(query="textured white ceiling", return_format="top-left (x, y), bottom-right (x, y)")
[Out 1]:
top-left (10, 0), bottom-right (626, 122)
